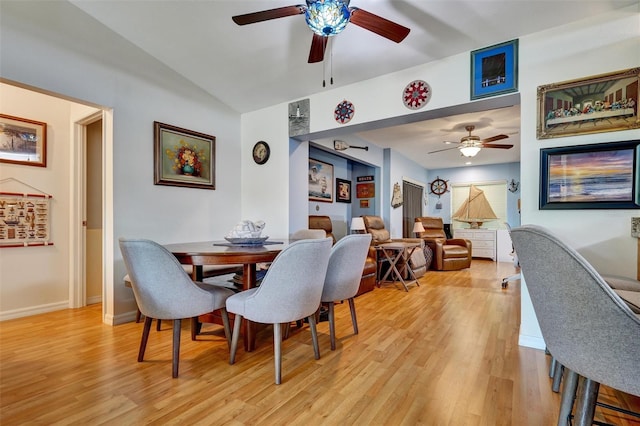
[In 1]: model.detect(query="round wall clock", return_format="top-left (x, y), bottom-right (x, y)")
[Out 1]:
top-left (402, 80), bottom-right (431, 110)
top-left (334, 100), bottom-right (355, 124)
top-left (252, 141), bottom-right (270, 165)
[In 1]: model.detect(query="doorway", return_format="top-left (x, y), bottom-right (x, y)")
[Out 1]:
top-left (85, 119), bottom-right (103, 305)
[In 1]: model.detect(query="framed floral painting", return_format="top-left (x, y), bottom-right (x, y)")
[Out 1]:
top-left (154, 121), bottom-right (215, 190)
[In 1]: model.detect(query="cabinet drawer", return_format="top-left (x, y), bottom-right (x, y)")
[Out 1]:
top-left (455, 231), bottom-right (473, 239)
top-left (473, 240), bottom-right (495, 248)
top-left (473, 248), bottom-right (495, 258)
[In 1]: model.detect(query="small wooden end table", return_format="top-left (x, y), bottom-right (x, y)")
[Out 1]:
top-left (375, 241), bottom-right (421, 292)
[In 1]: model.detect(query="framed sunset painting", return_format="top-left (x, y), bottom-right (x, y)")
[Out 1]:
top-left (539, 140), bottom-right (640, 209)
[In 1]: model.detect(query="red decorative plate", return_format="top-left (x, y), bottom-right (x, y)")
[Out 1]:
top-left (334, 100), bottom-right (355, 124)
top-left (402, 80), bottom-right (431, 110)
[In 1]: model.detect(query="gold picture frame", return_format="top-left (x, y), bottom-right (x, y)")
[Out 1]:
top-left (537, 67), bottom-right (640, 139)
top-left (0, 114), bottom-right (47, 167)
top-left (154, 121), bottom-right (215, 190)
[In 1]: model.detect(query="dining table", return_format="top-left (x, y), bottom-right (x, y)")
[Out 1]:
top-left (164, 239), bottom-right (290, 352)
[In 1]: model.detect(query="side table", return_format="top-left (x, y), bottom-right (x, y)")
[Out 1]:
top-left (375, 241), bottom-right (421, 291)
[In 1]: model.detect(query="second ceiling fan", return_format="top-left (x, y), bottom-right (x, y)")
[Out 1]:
top-left (428, 125), bottom-right (513, 158)
top-left (232, 0), bottom-right (410, 63)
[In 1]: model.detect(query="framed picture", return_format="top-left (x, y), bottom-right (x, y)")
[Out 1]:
top-left (308, 158), bottom-right (333, 202)
top-left (336, 178), bottom-right (351, 203)
top-left (539, 140), bottom-right (640, 210)
top-left (356, 182), bottom-right (375, 198)
top-left (360, 199), bottom-right (370, 208)
top-left (470, 39), bottom-right (518, 100)
top-left (0, 114), bottom-right (47, 167)
top-left (154, 121), bottom-right (215, 190)
top-left (537, 68), bottom-right (640, 139)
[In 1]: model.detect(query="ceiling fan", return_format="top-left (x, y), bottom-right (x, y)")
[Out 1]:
top-left (232, 0), bottom-right (410, 64)
top-left (428, 125), bottom-right (513, 158)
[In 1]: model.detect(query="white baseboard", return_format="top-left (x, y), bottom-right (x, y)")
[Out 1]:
top-left (518, 333), bottom-right (546, 350)
top-left (0, 301), bottom-right (69, 321)
top-left (86, 295), bottom-right (102, 305)
top-left (112, 310), bottom-right (139, 325)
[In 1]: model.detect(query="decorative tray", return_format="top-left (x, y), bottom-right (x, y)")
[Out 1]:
top-left (223, 236), bottom-right (269, 245)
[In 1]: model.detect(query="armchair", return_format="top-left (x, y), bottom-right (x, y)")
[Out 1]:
top-left (361, 215), bottom-right (427, 279)
top-left (415, 217), bottom-right (472, 271)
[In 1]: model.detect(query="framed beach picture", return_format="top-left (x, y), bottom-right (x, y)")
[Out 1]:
top-left (0, 114), bottom-right (47, 167)
top-left (308, 159), bottom-right (333, 202)
top-left (470, 39), bottom-right (518, 100)
top-left (539, 140), bottom-right (640, 210)
top-left (154, 121), bottom-right (215, 190)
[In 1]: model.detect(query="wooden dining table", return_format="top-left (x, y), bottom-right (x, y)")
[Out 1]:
top-left (164, 239), bottom-right (290, 352)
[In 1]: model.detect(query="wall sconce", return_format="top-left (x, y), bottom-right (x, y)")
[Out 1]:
top-left (508, 179), bottom-right (520, 193)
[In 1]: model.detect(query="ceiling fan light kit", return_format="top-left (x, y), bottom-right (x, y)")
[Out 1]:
top-left (460, 146), bottom-right (481, 157)
top-left (305, 1), bottom-right (350, 36)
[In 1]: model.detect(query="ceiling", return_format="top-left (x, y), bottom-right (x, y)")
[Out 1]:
top-left (68, 0), bottom-right (636, 169)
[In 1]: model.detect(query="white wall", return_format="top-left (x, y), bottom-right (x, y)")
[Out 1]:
top-left (0, 85), bottom-right (98, 318)
top-left (241, 4), bottom-right (640, 350)
top-left (1, 1), bottom-right (242, 323)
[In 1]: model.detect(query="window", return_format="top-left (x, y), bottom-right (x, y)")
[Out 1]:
top-left (451, 181), bottom-right (507, 230)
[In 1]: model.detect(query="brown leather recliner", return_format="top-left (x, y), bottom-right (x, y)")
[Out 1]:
top-left (415, 217), bottom-right (472, 271)
top-left (308, 215), bottom-right (377, 296)
top-left (361, 215), bottom-right (427, 279)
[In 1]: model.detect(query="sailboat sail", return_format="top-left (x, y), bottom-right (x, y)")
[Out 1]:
top-left (452, 185), bottom-right (498, 226)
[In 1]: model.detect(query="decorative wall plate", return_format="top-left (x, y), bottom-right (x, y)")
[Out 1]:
top-left (334, 100), bottom-right (355, 124)
top-left (252, 141), bottom-right (270, 165)
top-left (402, 80), bottom-right (431, 110)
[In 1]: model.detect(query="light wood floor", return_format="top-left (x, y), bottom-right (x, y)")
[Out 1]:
top-left (1, 260), bottom-right (639, 425)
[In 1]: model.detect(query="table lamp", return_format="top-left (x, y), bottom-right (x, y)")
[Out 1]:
top-left (351, 217), bottom-right (366, 234)
top-left (412, 221), bottom-right (425, 236)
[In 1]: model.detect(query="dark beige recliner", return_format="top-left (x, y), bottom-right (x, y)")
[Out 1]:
top-left (415, 217), bottom-right (471, 271)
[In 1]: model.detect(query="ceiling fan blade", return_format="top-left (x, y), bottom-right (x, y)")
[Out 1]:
top-left (308, 34), bottom-right (327, 63)
top-left (348, 8), bottom-right (410, 43)
top-left (232, 5), bottom-right (306, 25)
top-left (428, 146), bottom-right (459, 154)
top-left (481, 134), bottom-right (509, 143)
top-left (481, 144), bottom-right (514, 149)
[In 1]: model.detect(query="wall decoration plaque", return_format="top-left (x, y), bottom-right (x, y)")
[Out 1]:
top-left (402, 80), bottom-right (431, 110)
top-left (334, 100), bottom-right (355, 124)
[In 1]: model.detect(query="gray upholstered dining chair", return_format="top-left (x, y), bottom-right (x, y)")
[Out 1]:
top-left (510, 225), bottom-right (640, 425)
top-left (119, 238), bottom-right (234, 378)
top-left (321, 233), bottom-right (372, 350)
top-left (226, 237), bottom-right (333, 384)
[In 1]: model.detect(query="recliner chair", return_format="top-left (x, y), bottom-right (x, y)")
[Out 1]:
top-left (415, 217), bottom-right (472, 271)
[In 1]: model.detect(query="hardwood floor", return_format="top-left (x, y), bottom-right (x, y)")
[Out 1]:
top-left (1, 260), bottom-right (639, 425)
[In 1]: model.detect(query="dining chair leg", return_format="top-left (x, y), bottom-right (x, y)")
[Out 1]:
top-left (308, 314), bottom-right (320, 360)
top-left (138, 316), bottom-right (153, 362)
top-left (220, 308), bottom-right (231, 348)
top-left (274, 322), bottom-right (282, 385)
top-left (552, 363), bottom-right (564, 393)
top-left (348, 297), bottom-right (359, 335)
top-left (574, 377), bottom-right (600, 426)
top-left (549, 356), bottom-right (557, 378)
top-left (229, 315), bottom-right (243, 365)
top-left (156, 319), bottom-right (162, 331)
top-left (172, 319), bottom-right (182, 378)
top-left (557, 368), bottom-right (579, 426)
top-left (327, 302), bottom-right (336, 350)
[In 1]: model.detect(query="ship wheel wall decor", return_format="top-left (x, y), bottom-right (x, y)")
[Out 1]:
top-left (429, 176), bottom-right (449, 197)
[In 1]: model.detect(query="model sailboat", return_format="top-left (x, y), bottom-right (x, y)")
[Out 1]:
top-left (452, 185), bottom-right (498, 229)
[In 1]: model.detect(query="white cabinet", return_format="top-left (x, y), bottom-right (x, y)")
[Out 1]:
top-left (454, 229), bottom-right (496, 261)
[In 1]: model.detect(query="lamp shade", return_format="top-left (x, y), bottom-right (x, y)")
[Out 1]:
top-left (350, 217), bottom-right (366, 233)
top-left (305, 0), bottom-right (351, 36)
top-left (459, 146), bottom-right (481, 157)
top-left (412, 221), bottom-right (425, 234)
